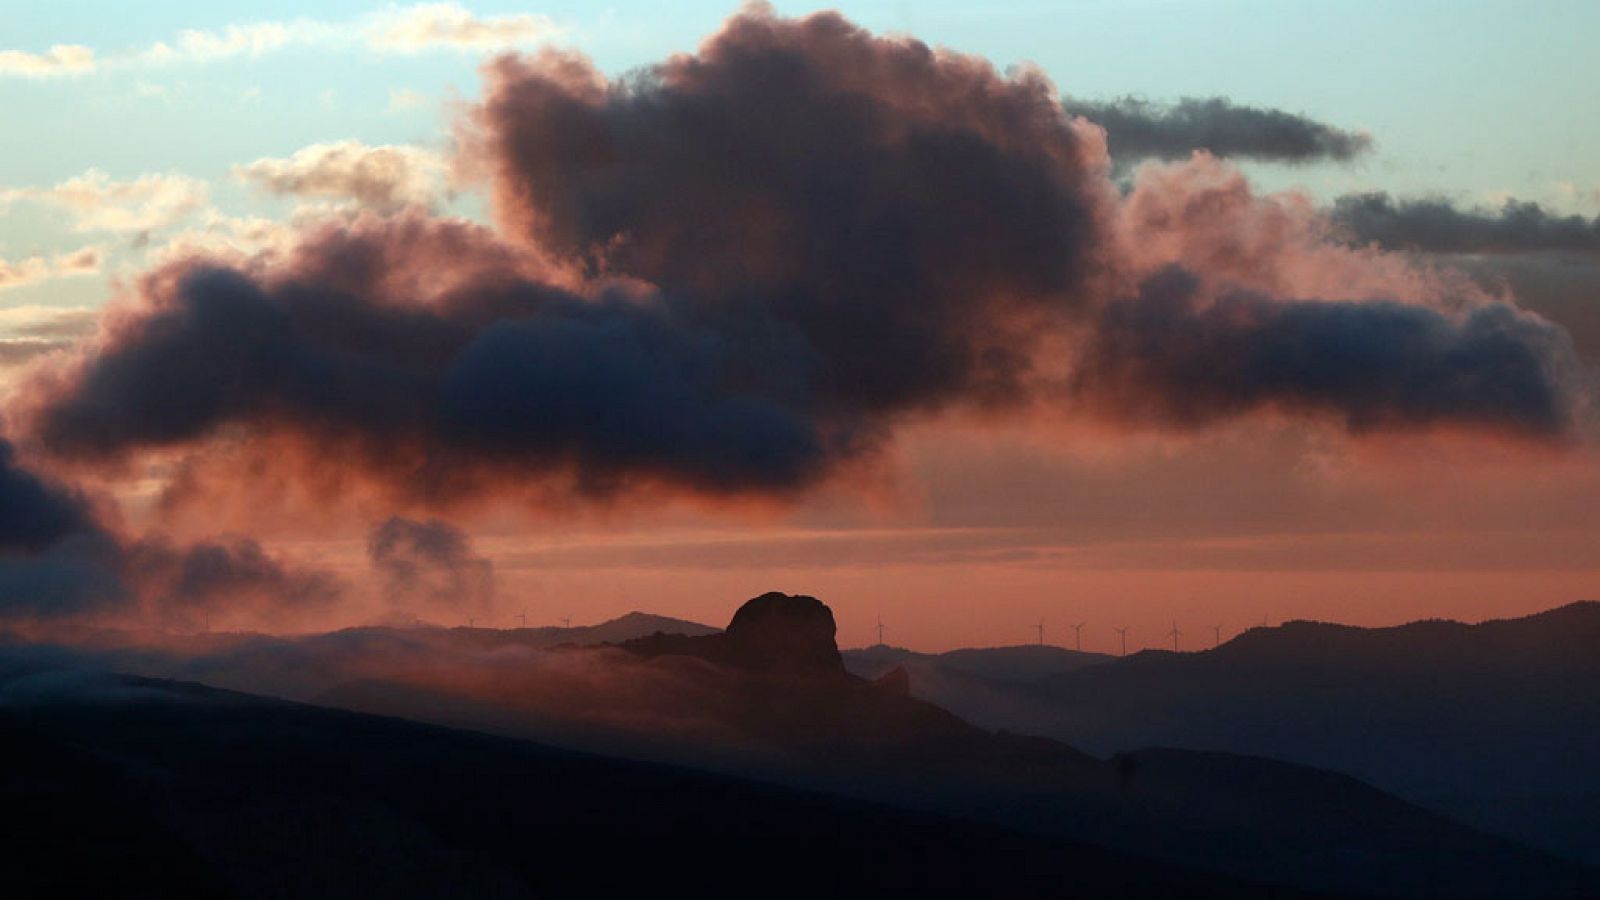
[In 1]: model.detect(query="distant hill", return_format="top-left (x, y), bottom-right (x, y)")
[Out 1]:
top-left (492, 610), bottom-right (721, 646)
top-left (0, 667), bottom-right (1306, 899)
top-left (975, 602), bottom-right (1600, 865)
top-left (843, 643), bottom-right (1113, 732)
top-left (846, 643), bottom-right (1113, 683)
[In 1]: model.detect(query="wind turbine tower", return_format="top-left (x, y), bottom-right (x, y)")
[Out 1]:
top-left (1071, 621), bottom-right (1087, 652)
top-left (518, 610), bottom-right (527, 629)
top-left (1168, 621), bottom-right (1182, 652)
top-left (561, 615), bottom-right (572, 629)
top-left (1114, 626), bottom-right (1129, 657)
top-left (876, 615), bottom-right (887, 646)
top-left (1033, 619), bottom-right (1046, 646)
top-left (1213, 624), bottom-right (1223, 648)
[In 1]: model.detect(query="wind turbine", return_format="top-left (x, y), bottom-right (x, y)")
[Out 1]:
top-left (1071, 621), bottom-right (1087, 652)
top-left (518, 610), bottom-right (527, 629)
top-left (561, 615), bottom-right (572, 629)
top-left (468, 616), bottom-right (475, 628)
top-left (1033, 619), bottom-right (1046, 645)
top-left (876, 615), bottom-right (887, 646)
top-left (1114, 626), bottom-right (1129, 657)
top-left (1213, 624), bottom-right (1223, 648)
top-left (1168, 621), bottom-right (1182, 652)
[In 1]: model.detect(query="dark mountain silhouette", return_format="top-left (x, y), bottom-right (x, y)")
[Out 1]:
top-left (0, 667), bottom-right (1316, 900)
top-left (924, 602), bottom-right (1600, 865)
top-left (14, 594), bottom-right (1597, 897)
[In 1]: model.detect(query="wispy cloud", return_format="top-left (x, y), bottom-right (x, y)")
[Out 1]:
top-left (233, 140), bottom-right (449, 214)
top-left (367, 4), bottom-right (561, 53)
top-left (388, 88), bottom-right (430, 112)
top-left (1, 4), bottom-right (564, 78)
top-left (0, 246), bottom-right (101, 293)
top-left (2, 169), bottom-right (210, 234)
top-left (0, 44), bottom-right (95, 78)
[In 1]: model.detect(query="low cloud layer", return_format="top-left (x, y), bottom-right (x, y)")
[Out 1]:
top-left (1333, 193), bottom-right (1600, 255)
top-left (1064, 96), bottom-right (1372, 164)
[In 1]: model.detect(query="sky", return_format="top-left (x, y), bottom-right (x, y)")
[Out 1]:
top-left (1, 1), bottom-right (1598, 651)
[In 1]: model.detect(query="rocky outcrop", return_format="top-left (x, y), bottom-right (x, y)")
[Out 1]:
top-left (619, 591), bottom-right (846, 677)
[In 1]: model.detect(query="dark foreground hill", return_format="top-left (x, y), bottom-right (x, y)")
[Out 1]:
top-left (0, 666), bottom-right (1311, 900)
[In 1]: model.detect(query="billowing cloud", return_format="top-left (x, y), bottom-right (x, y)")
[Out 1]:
top-left (233, 141), bottom-right (449, 213)
top-left (0, 44), bottom-right (94, 78)
top-left (11, 8), bottom-right (1592, 520)
top-left (0, 246), bottom-right (101, 292)
top-left (1332, 193), bottom-right (1600, 255)
top-left (368, 516), bottom-right (493, 616)
top-left (1064, 96), bottom-right (1372, 164)
top-left (4, 169), bottom-right (209, 234)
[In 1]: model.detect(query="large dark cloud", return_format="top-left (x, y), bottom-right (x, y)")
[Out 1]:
top-left (11, 8), bottom-right (1593, 518)
top-left (0, 439), bottom-right (95, 552)
top-left (29, 257), bottom-right (837, 498)
top-left (122, 536), bottom-right (343, 628)
top-left (1063, 96), bottom-right (1372, 164)
top-left (1076, 267), bottom-right (1584, 437)
top-left (0, 438), bottom-right (122, 617)
top-left (1332, 193), bottom-right (1600, 255)
top-left (0, 435), bottom-right (336, 621)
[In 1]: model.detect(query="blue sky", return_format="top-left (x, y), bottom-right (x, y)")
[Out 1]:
top-left (6, 1), bottom-right (1599, 193)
